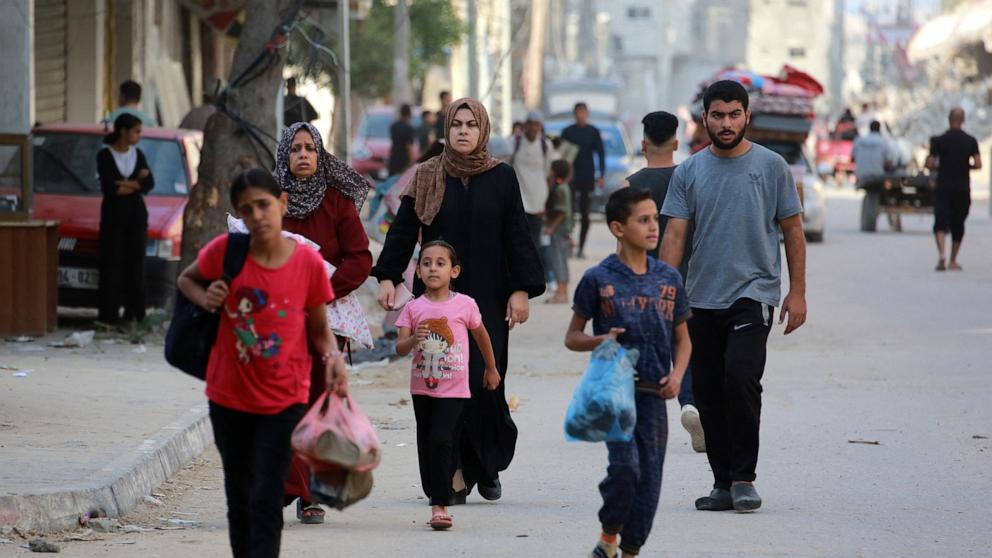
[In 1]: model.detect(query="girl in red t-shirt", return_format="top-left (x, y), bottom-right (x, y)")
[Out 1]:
top-left (177, 168), bottom-right (347, 558)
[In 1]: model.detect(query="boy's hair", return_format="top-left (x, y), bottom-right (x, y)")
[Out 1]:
top-left (119, 80), bottom-right (142, 103)
top-left (703, 80), bottom-right (750, 112)
top-left (230, 168), bottom-right (282, 207)
top-left (574, 102), bottom-right (588, 114)
top-left (605, 187), bottom-right (652, 227)
top-left (550, 159), bottom-right (571, 182)
top-left (420, 239), bottom-right (460, 267)
top-left (642, 111), bottom-right (679, 146)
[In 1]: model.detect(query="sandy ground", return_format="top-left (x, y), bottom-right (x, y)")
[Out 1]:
top-left (2, 193), bottom-right (990, 557)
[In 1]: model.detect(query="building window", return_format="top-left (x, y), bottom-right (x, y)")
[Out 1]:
top-left (787, 0), bottom-right (808, 6)
top-left (788, 47), bottom-right (806, 57)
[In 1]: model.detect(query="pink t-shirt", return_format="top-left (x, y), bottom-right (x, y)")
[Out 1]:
top-left (395, 293), bottom-right (482, 398)
top-left (198, 234), bottom-right (334, 414)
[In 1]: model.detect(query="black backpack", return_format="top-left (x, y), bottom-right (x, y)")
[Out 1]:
top-left (165, 233), bottom-right (251, 380)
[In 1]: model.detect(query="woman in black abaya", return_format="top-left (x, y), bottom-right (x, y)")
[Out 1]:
top-left (372, 98), bottom-right (544, 502)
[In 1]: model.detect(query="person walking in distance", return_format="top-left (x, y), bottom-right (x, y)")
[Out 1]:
top-left (104, 80), bottom-right (157, 126)
top-left (389, 104), bottom-right (416, 177)
top-left (511, 111), bottom-right (553, 253)
top-left (660, 80), bottom-right (808, 513)
top-left (561, 102), bottom-right (606, 258)
top-left (624, 111), bottom-right (705, 453)
top-left (927, 107), bottom-right (982, 272)
top-left (283, 77), bottom-right (319, 125)
top-left (434, 90), bottom-right (453, 141)
top-left (852, 121), bottom-right (898, 230)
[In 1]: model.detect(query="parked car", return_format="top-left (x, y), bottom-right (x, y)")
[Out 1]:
top-left (756, 140), bottom-right (827, 242)
top-left (351, 106), bottom-right (423, 181)
top-left (544, 115), bottom-right (642, 214)
top-left (25, 124), bottom-right (202, 309)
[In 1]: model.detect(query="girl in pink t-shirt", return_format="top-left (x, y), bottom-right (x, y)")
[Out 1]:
top-left (395, 240), bottom-right (500, 531)
top-left (176, 169), bottom-right (347, 558)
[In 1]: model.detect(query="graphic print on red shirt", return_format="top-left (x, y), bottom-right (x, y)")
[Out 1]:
top-left (197, 234), bottom-right (334, 414)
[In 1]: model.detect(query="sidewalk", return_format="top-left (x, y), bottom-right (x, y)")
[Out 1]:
top-left (0, 322), bottom-right (209, 534)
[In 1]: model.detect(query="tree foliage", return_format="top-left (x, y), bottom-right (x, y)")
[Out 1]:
top-left (350, 0), bottom-right (464, 100)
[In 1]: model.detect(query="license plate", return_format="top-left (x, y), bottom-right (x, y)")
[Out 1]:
top-left (58, 267), bottom-right (100, 290)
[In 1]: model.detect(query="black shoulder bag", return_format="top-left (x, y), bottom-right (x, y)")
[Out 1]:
top-left (165, 233), bottom-right (251, 380)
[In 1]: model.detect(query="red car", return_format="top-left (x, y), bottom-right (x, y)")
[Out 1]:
top-left (27, 124), bottom-right (202, 309)
top-left (351, 105), bottom-right (423, 180)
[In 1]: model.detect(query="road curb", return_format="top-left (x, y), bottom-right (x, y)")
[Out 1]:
top-left (0, 403), bottom-right (212, 534)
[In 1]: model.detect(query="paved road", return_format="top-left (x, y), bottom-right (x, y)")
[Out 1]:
top-left (8, 193), bottom-right (989, 557)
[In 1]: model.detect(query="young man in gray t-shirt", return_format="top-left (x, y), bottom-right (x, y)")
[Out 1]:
top-left (660, 80), bottom-right (808, 513)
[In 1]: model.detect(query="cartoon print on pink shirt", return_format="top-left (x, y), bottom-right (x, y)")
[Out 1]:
top-left (417, 317), bottom-right (455, 390)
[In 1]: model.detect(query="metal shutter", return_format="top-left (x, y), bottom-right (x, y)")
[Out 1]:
top-left (34, 0), bottom-right (67, 124)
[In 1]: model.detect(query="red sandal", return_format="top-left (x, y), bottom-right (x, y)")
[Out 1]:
top-left (429, 510), bottom-right (452, 530)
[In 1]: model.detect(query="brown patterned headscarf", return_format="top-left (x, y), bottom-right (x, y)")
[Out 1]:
top-left (404, 98), bottom-right (501, 225)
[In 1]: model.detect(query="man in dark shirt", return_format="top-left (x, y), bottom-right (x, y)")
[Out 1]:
top-left (624, 111), bottom-right (704, 453)
top-left (418, 110), bottom-right (437, 151)
top-left (434, 91), bottom-right (453, 141)
top-left (283, 77), bottom-right (318, 124)
top-left (388, 104), bottom-right (416, 176)
top-left (561, 102), bottom-right (606, 258)
top-left (927, 107), bottom-right (982, 271)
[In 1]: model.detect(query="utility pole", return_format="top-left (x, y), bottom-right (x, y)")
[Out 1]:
top-left (392, 0), bottom-right (412, 104)
top-left (467, 0), bottom-right (478, 99)
top-left (524, 0), bottom-right (548, 110)
top-left (340, 0), bottom-right (352, 163)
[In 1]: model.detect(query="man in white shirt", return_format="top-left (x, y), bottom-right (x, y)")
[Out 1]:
top-left (511, 111), bottom-right (553, 249)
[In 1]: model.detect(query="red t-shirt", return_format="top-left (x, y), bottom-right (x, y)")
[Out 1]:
top-left (198, 234), bottom-right (334, 414)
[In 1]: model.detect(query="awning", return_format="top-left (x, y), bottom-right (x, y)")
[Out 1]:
top-left (908, 0), bottom-right (992, 63)
top-left (176, 0), bottom-right (247, 33)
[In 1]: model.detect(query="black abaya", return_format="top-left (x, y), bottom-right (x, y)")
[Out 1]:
top-left (372, 162), bottom-right (545, 486)
top-left (96, 147), bottom-right (154, 323)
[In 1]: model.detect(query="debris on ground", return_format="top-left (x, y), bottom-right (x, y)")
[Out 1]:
top-left (26, 539), bottom-right (61, 553)
top-left (143, 495), bottom-right (164, 506)
top-left (388, 398), bottom-right (409, 407)
top-left (5, 336), bottom-right (34, 343)
top-left (848, 439), bottom-right (881, 445)
top-left (132, 344), bottom-right (147, 354)
top-left (508, 394), bottom-right (520, 412)
top-left (973, 434), bottom-right (988, 440)
top-left (49, 330), bottom-right (95, 348)
top-left (87, 518), bottom-right (119, 533)
top-left (12, 370), bottom-right (32, 378)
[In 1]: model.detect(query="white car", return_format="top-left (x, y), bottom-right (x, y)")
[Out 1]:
top-left (758, 140), bottom-right (826, 242)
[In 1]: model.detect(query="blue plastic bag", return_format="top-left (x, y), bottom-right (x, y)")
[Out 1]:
top-left (564, 339), bottom-right (639, 443)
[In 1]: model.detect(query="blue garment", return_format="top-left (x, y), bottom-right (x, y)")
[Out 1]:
top-left (572, 254), bottom-right (691, 384)
top-left (598, 394), bottom-right (668, 555)
top-left (105, 106), bottom-right (158, 127)
top-left (572, 253), bottom-right (689, 554)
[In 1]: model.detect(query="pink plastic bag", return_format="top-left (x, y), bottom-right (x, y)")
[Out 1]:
top-left (291, 392), bottom-right (382, 473)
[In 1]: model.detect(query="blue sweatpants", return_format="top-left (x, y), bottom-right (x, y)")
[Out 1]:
top-left (597, 394), bottom-right (668, 555)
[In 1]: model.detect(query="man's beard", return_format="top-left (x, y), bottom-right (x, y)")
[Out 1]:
top-left (707, 125), bottom-right (747, 150)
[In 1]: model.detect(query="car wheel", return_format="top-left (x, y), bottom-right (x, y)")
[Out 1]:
top-left (805, 230), bottom-right (824, 243)
top-left (860, 191), bottom-right (880, 232)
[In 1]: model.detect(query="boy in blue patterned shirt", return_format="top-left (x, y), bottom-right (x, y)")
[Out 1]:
top-left (565, 187), bottom-right (692, 558)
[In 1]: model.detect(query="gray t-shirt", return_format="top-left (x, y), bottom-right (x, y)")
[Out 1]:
top-left (661, 143), bottom-right (802, 310)
top-left (851, 133), bottom-right (893, 180)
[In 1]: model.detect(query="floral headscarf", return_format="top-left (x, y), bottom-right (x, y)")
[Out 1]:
top-left (275, 121), bottom-right (370, 219)
top-left (403, 98), bottom-right (501, 225)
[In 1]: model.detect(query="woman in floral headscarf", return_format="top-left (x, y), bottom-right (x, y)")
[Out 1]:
top-left (277, 121), bottom-right (372, 524)
top-left (372, 98), bottom-right (545, 505)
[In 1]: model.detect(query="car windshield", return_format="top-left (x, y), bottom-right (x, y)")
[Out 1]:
top-left (544, 121), bottom-right (629, 157)
top-left (30, 133), bottom-right (189, 196)
top-left (359, 113), bottom-right (423, 139)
